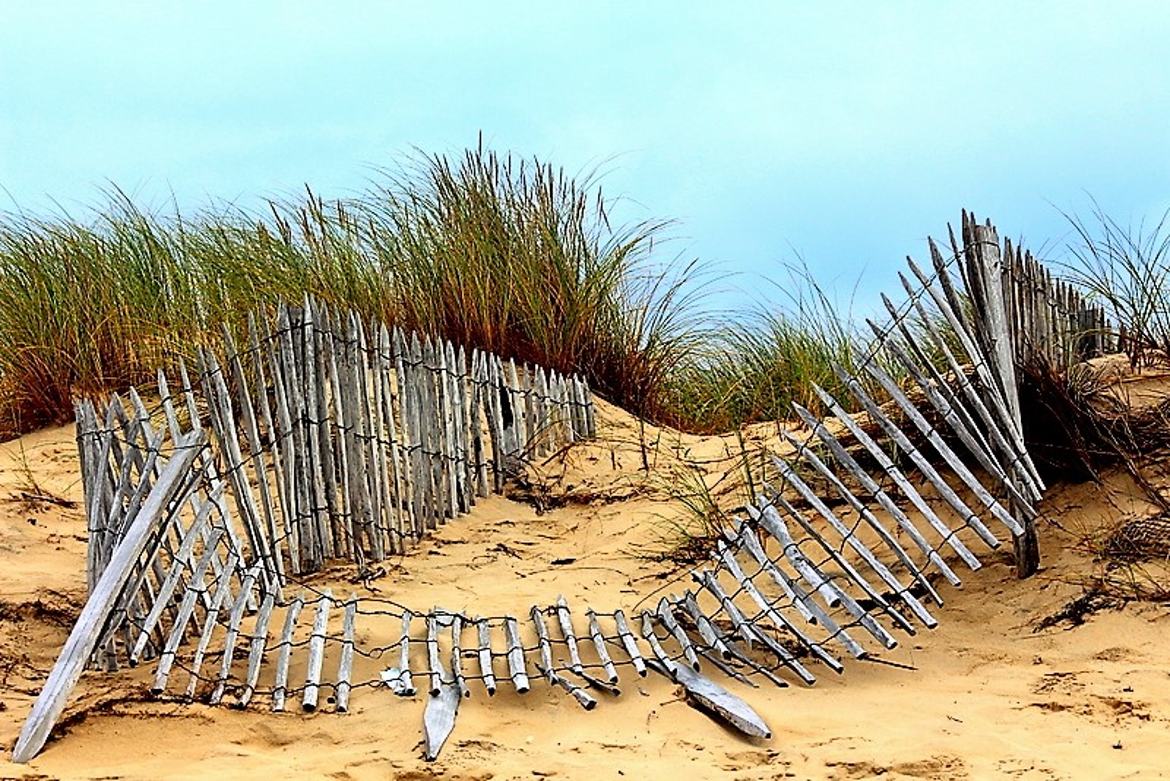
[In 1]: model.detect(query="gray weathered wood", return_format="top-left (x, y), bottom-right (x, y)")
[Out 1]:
top-left (475, 619), bottom-right (496, 695)
top-left (503, 616), bottom-right (530, 693)
top-left (693, 568), bottom-right (817, 685)
top-left (769, 453), bottom-right (937, 628)
top-left (423, 664), bottom-right (460, 761)
top-left (539, 663), bottom-right (597, 710)
top-left (714, 539), bottom-right (849, 668)
top-left (554, 596), bottom-right (586, 676)
top-left (209, 564), bottom-right (262, 705)
top-left (655, 597), bottom-right (701, 671)
top-left (611, 609), bottom-right (647, 676)
top-left (450, 614), bottom-right (470, 699)
top-left (749, 498), bottom-right (899, 649)
top-left (271, 593), bottom-right (305, 712)
top-left (790, 401), bottom-right (978, 578)
top-left (235, 590), bottom-right (276, 708)
top-left (426, 612), bottom-right (443, 696)
top-left (638, 612), bottom-right (673, 669)
top-left (182, 550), bottom-right (242, 701)
top-left (585, 610), bottom-right (619, 684)
top-left (530, 607), bottom-right (556, 684)
top-left (302, 590), bottom-right (333, 712)
top-left (150, 528), bottom-right (226, 695)
top-left (335, 594), bottom-right (357, 712)
top-left (11, 429), bottom-right (204, 764)
top-left (648, 658), bottom-right (771, 739)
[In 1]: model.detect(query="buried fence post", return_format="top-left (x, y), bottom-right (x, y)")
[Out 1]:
top-left (967, 216), bottom-right (1040, 578)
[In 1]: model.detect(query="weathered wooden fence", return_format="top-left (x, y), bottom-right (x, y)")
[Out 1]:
top-left (13, 213), bottom-right (1114, 764)
top-left (76, 298), bottom-right (595, 596)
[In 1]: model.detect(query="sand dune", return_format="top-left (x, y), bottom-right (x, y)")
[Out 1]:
top-left (1, 401), bottom-right (1168, 780)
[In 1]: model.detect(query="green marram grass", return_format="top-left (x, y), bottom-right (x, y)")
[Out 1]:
top-left (0, 143), bottom-right (884, 437)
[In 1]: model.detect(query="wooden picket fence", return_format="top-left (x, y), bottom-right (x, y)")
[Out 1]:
top-left (13, 212), bottom-right (1116, 764)
top-left (76, 299), bottom-right (595, 599)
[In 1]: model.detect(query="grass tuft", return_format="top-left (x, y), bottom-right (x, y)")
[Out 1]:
top-left (1061, 201), bottom-right (1170, 367)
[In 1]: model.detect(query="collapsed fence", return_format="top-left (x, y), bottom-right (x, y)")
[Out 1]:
top-left (77, 298), bottom-right (595, 594)
top-left (13, 212), bottom-right (1114, 764)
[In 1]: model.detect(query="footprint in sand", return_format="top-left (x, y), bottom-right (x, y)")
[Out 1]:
top-left (1093, 646), bottom-right (1141, 663)
top-left (826, 755), bottom-right (967, 781)
top-left (718, 747), bottom-right (786, 771)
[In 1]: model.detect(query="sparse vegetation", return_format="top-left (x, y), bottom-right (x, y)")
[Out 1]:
top-left (669, 264), bottom-right (886, 432)
top-left (1061, 202), bottom-right (1170, 367)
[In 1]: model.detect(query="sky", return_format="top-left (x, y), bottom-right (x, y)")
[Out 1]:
top-left (2, 2), bottom-right (1169, 312)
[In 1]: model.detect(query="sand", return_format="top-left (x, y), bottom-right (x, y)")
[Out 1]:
top-left (1, 400), bottom-right (1168, 780)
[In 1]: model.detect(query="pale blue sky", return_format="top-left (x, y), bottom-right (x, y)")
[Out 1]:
top-left (2, 2), bottom-right (1169, 309)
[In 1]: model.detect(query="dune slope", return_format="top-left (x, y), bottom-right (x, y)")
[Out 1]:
top-left (0, 402), bottom-right (1168, 780)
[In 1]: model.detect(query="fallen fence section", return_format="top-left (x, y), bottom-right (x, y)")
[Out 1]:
top-left (14, 213), bottom-right (1111, 763)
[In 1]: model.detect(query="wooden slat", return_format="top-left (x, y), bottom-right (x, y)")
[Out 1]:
top-left (302, 590), bottom-right (333, 712)
top-left (611, 609), bottom-right (647, 677)
top-left (11, 431), bottom-right (204, 764)
top-left (150, 527), bottom-right (226, 695)
top-left (503, 616), bottom-right (530, 693)
top-left (335, 594), bottom-right (357, 712)
top-left (236, 591), bottom-right (276, 708)
top-left (475, 619), bottom-right (496, 695)
top-left (271, 593), bottom-right (305, 712)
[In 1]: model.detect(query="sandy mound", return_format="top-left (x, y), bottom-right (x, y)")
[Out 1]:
top-left (1, 400), bottom-right (1168, 780)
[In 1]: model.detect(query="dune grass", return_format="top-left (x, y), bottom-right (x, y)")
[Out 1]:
top-left (0, 146), bottom-right (710, 436)
top-left (669, 264), bottom-right (887, 432)
top-left (1061, 202), bottom-right (1170, 367)
top-left (0, 143), bottom-right (890, 438)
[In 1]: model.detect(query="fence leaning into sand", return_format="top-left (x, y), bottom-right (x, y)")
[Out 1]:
top-left (13, 212), bottom-right (1115, 763)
